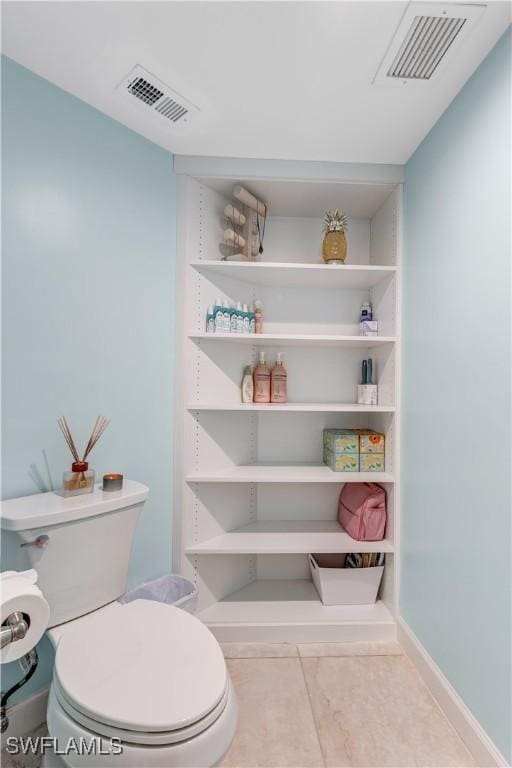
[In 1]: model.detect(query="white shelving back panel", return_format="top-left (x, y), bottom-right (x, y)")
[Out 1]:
top-left (370, 191), bottom-right (398, 266)
top-left (262, 216), bottom-right (370, 264)
top-left (193, 276), bottom-right (396, 340)
top-left (370, 273), bottom-right (396, 337)
top-left (244, 285), bottom-right (367, 336)
top-left (187, 410), bottom-right (395, 474)
top-left (192, 554), bottom-right (256, 612)
top-left (189, 344), bottom-right (396, 407)
top-left (194, 277), bottom-right (395, 337)
top-left (256, 484), bottom-right (347, 522)
top-left (257, 411), bottom-right (395, 469)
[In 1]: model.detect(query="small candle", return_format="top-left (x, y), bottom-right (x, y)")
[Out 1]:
top-left (102, 473), bottom-right (123, 492)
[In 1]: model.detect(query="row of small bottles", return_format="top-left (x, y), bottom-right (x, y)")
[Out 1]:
top-left (206, 299), bottom-right (263, 334)
top-left (242, 352), bottom-right (287, 404)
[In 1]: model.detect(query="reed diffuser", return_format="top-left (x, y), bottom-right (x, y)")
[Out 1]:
top-left (58, 416), bottom-right (110, 497)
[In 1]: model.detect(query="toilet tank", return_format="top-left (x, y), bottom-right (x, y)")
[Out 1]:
top-left (1, 480), bottom-right (149, 627)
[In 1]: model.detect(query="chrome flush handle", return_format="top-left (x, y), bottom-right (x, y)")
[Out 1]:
top-left (20, 535), bottom-right (50, 549)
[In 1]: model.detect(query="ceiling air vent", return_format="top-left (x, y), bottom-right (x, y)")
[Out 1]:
top-left (374, 3), bottom-right (486, 86)
top-left (116, 65), bottom-right (199, 126)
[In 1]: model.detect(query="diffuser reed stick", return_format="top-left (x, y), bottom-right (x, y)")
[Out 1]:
top-left (57, 417), bottom-right (80, 463)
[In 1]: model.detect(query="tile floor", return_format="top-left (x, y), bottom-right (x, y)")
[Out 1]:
top-left (2, 642), bottom-right (475, 768)
top-left (219, 642), bottom-right (475, 768)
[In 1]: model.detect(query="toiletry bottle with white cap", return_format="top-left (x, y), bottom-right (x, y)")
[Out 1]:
top-left (241, 365), bottom-right (254, 403)
top-left (214, 298), bottom-right (224, 333)
top-left (254, 301), bottom-right (263, 334)
top-left (235, 302), bottom-right (244, 333)
top-left (271, 353), bottom-right (288, 403)
top-left (243, 304), bottom-right (250, 334)
top-left (253, 352), bottom-right (271, 403)
top-left (360, 300), bottom-right (372, 322)
top-left (223, 300), bottom-right (232, 333)
top-left (206, 305), bottom-right (214, 333)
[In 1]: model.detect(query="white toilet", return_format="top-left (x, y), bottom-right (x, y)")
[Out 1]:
top-left (1, 481), bottom-right (237, 767)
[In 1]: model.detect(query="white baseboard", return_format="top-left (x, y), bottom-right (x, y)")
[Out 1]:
top-left (398, 618), bottom-right (509, 768)
top-left (0, 687), bottom-right (48, 750)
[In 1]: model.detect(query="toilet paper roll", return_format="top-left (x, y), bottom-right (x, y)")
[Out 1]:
top-left (1, 570), bottom-right (50, 663)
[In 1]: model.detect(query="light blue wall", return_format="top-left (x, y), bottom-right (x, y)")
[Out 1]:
top-left (402, 29), bottom-right (511, 760)
top-left (1, 56), bottom-right (176, 702)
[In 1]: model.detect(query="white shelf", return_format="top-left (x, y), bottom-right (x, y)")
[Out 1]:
top-left (197, 579), bottom-right (394, 627)
top-left (187, 402), bottom-right (395, 413)
top-left (191, 260), bottom-right (396, 290)
top-left (186, 520), bottom-right (394, 554)
top-left (186, 463), bottom-right (394, 484)
top-left (190, 332), bottom-right (396, 348)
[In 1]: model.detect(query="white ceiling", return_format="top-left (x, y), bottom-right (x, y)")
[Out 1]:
top-left (2, 1), bottom-right (510, 164)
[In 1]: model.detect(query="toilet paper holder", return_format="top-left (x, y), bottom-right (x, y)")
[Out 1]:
top-left (0, 611), bottom-right (29, 650)
top-left (0, 613), bottom-right (38, 734)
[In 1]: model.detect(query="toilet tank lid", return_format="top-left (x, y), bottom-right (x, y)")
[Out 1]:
top-left (1, 480), bottom-right (149, 531)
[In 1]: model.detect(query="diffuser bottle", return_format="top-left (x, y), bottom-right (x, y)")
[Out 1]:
top-left (271, 353), bottom-right (287, 403)
top-left (253, 352), bottom-right (271, 403)
top-left (62, 462), bottom-right (95, 497)
top-left (58, 415), bottom-right (110, 498)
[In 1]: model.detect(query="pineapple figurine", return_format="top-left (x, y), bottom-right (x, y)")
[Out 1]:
top-left (322, 209), bottom-right (348, 264)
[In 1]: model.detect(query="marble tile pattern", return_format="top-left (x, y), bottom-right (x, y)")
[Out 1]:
top-left (2, 643), bottom-right (475, 768)
top-left (221, 642), bottom-right (299, 658)
top-left (221, 658), bottom-right (324, 767)
top-left (297, 641), bottom-right (403, 658)
top-left (300, 655), bottom-right (475, 768)
top-left (220, 643), bottom-right (475, 768)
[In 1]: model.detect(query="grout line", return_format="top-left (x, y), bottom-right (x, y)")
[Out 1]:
top-left (297, 651), bottom-right (404, 659)
top-left (224, 651), bottom-right (403, 660)
top-left (298, 654), bottom-right (328, 768)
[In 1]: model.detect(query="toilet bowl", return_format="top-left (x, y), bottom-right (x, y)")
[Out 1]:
top-left (1, 481), bottom-right (237, 768)
top-left (42, 600), bottom-right (237, 767)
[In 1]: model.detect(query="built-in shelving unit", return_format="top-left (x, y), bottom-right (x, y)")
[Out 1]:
top-left (175, 158), bottom-right (401, 642)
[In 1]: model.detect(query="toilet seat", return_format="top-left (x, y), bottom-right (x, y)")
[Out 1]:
top-left (45, 680), bottom-right (238, 768)
top-left (53, 676), bottom-right (232, 745)
top-left (53, 599), bottom-right (228, 739)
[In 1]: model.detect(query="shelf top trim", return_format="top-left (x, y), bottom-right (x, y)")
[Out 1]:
top-left (174, 155), bottom-right (405, 184)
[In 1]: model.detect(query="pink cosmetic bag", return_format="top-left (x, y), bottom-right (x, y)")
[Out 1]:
top-left (338, 483), bottom-right (386, 541)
